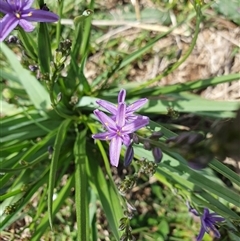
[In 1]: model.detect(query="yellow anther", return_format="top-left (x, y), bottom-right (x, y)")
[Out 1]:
top-left (15, 13), bottom-right (21, 18)
top-left (28, 12), bottom-right (33, 17)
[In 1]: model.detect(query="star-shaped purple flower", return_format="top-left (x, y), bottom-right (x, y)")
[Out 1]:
top-left (0, 0), bottom-right (59, 42)
top-left (96, 89), bottom-right (148, 122)
top-left (92, 103), bottom-right (149, 167)
top-left (197, 208), bottom-right (225, 241)
top-left (187, 204), bottom-right (225, 241)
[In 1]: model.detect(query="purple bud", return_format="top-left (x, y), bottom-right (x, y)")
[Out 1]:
top-left (149, 131), bottom-right (163, 140)
top-left (132, 133), bottom-right (140, 144)
top-left (152, 147), bottom-right (163, 163)
top-left (124, 145), bottom-right (134, 167)
top-left (143, 141), bottom-right (152, 150)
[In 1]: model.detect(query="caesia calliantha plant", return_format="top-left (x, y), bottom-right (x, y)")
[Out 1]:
top-left (92, 89), bottom-right (149, 167)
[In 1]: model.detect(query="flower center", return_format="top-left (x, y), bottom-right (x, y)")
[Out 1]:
top-left (15, 12), bottom-right (21, 18)
top-left (15, 11), bottom-right (33, 18)
top-left (116, 129), bottom-right (122, 136)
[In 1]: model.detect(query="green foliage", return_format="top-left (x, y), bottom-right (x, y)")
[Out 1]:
top-left (0, 0), bottom-right (240, 241)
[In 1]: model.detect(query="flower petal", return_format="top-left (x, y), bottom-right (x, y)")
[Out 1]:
top-left (196, 225), bottom-right (206, 241)
top-left (94, 109), bottom-right (117, 130)
top-left (208, 213), bottom-right (225, 222)
top-left (96, 99), bottom-right (117, 115)
top-left (18, 19), bottom-right (34, 32)
top-left (92, 132), bottom-right (115, 141)
top-left (208, 223), bottom-right (221, 238)
top-left (118, 89), bottom-right (126, 103)
top-left (116, 103), bottom-right (126, 127)
top-left (25, 9), bottom-right (59, 22)
top-left (109, 136), bottom-right (122, 167)
top-left (0, 14), bottom-right (19, 41)
top-left (0, 0), bottom-right (12, 14)
top-left (123, 116), bottom-right (149, 133)
top-left (22, 0), bottom-right (35, 10)
top-left (122, 134), bottom-right (131, 146)
top-left (127, 98), bottom-right (148, 113)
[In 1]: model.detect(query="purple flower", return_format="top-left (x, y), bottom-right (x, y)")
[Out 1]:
top-left (0, 0), bottom-right (59, 41)
top-left (188, 204), bottom-right (225, 241)
top-left (92, 103), bottom-right (149, 167)
top-left (197, 208), bottom-right (225, 241)
top-left (96, 89), bottom-right (148, 122)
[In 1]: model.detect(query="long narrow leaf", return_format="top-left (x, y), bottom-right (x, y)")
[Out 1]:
top-left (74, 128), bottom-right (89, 241)
top-left (1, 43), bottom-right (51, 110)
top-left (48, 118), bottom-right (72, 228)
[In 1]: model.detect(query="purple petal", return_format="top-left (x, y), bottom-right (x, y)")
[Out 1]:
top-left (22, 0), bottom-right (35, 10)
top-left (0, 14), bottom-right (19, 41)
top-left (18, 19), bottom-right (34, 32)
top-left (25, 9), bottom-right (59, 22)
top-left (109, 136), bottom-right (122, 167)
top-left (0, 0), bottom-right (12, 14)
top-left (122, 134), bottom-right (131, 146)
top-left (203, 208), bottom-right (210, 219)
top-left (92, 132), bottom-right (115, 141)
top-left (118, 89), bottom-right (126, 103)
top-left (209, 225), bottom-right (221, 238)
top-left (196, 226), bottom-right (206, 241)
top-left (189, 208), bottom-right (199, 216)
top-left (116, 103), bottom-right (126, 127)
top-left (96, 99), bottom-right (117, 115)
top-left (127, 98), bottom-right (148, 112)
top-left (208, 213), bottom-right (225, 222)
top-left (94, 109), bottom-right (117, 130)
top-left (123, 116), bottom-right (149, 133)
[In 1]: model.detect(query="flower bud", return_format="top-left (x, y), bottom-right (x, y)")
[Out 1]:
top-left (57, 92), bottom-right (62, 103)
top-left (152, 147), bottom-right (163, 163)
top-left (124, 145), bottom-right (134, 167)
top-left (132, 133), bottom-right (139, 144)
top-left (149, 131), bottom-right (163, 140)
top-left (143, 141), bottom-right (151, 150)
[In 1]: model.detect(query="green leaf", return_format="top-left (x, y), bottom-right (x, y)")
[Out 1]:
top-left (48, 118), bottom-right (72, 228)
top-left (1, 43), bottom-right (51, 110)
top-left (86, 144), bottom-right (123, 240)
top-left (74, 128), bottom-right (89, 241)
top-left (38, 23), bottom-right (52, 73)
top-left (18, 27), bottom-right (38, 61)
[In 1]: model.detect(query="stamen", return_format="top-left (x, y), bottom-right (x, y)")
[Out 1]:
top-left (15, 13), bottom-right (21, 18)
top-left (28, 12), bottom-right (33, 17)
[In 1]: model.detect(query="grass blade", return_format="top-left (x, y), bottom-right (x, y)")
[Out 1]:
top-left (1, 43), bottom-right (51, 110)
top-left (48, 119), bottom-right (72, 228)
top-left (74, 128), bottom-right (89, 241)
